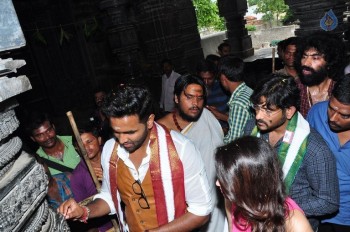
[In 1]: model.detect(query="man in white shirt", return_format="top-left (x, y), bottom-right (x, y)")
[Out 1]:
top-left (58, 85), bottom-right (212, 232)
top-left (158, 74), bottom-right (227, 232)
top-left (159, 59), bottom-right (181, 113)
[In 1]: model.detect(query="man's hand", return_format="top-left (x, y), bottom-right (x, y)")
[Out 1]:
top-left (206, 105), bottom-right (228, 122)
top-left (58, 198), bottom-right (84, 220)
top-left (93, 167), bottom-right (103, 181)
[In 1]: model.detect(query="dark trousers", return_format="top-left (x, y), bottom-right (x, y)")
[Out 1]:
top-left (319, 223), bottom-right (350, 232)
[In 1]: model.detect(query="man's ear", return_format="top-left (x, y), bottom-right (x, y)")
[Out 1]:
top-left (221, 74), bottom-right (228, 84)
top-left (174, 95), bottom-right (179, 104)
top-left (98, 136), bottom-right (102, 145)
top-left (147, 114), bottom-right (155, 129)
top-left (285, 106), bottom-right (297, 120)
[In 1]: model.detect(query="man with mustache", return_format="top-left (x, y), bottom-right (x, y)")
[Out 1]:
top-left (27, 112), bottom-right (81, 177)
top-left (217, 56), bottom-right (253, 144)
top-left (275, 36), bottom-right (300, 79)
top-left (58, 84), bottom-right (213, 232)
top-left (196, 59), bottom-right (229, 131)
top-left (158, 74), bottom-right (227, 232)
top-left (307, 75), bottom-right (350, 232)
top-left (26, 112), bottom-right (81, 209)
top-left (295, 32), bottom-right (346, 117)
top-left (244, 74), bottom-right (339, 231)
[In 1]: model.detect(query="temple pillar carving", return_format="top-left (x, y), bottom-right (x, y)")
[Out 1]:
top-left (218, 0), bottom-right (254, 58)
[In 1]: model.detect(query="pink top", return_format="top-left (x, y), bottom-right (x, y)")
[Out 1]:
top-left (231, 197), bottom-right (303, 232)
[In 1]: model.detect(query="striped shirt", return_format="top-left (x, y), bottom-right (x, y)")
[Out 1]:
top-left (224, 82), bottom-right (253, 144)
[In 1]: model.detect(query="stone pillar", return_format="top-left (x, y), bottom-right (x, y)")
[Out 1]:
top-left (218, 0), bottom-right (254, 58)
top-left (99, 0), bottom-right (140, 80)
top-left (0, 1), bottom-right (70, 231)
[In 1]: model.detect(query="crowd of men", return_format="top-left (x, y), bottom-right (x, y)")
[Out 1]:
top-left (24, 33), bottom-right (350, 232)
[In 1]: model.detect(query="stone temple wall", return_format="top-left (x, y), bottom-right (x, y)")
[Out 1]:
top-left (0, 0), bottom-right (70, 231)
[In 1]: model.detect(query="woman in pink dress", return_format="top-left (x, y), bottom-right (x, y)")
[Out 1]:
top-left (215, 136), bottom-right (313, 232)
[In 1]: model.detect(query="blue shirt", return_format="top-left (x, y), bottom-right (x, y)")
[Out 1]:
top-left (207, 80), bottom-right (229, 128)
top-left (207, 80), bottom-right (229, 113)
top-left (307, 101), bottom-right (350, 226)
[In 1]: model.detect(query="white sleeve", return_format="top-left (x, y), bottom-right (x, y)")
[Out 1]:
top-left (93, 139), bottom-right (117, 215)
top-left (173, 132), bottom-right (213, 216)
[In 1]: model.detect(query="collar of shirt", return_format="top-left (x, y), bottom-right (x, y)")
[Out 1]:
top-left (228, 82), bottom-right (246, 105)
top-left (117, 141), bottom-right (151, 181)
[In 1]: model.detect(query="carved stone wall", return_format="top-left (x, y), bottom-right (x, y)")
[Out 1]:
top-left (0, 0), bottom-right (70, 231)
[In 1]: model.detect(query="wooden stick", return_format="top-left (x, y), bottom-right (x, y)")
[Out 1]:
top-left (272, 47), bottom-right (276, 73)
top-left (66, 111), bottom-right (101, 192)
top-left (66, 111), bottom-right (120, 231)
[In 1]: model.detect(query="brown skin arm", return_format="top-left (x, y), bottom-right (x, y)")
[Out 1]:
top-left (58, 198), bottom-right (111, 220)
top-left (148, 212), bottom-right (209, 232)
top-left (206, 106), bottom-right (228, 122)
top-left (285, 209), bottom-right (313, 232)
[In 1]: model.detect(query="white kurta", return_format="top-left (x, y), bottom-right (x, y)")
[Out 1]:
top-left (182, 108), bottom-right (227, 232)
top-left (160, 71), bottom-right (181, 112)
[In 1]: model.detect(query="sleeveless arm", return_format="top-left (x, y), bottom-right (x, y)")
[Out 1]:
top-left (285, 209), bottom-right (313, 232)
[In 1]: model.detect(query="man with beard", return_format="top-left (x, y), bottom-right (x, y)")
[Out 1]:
top-left (158, 74), bottom-right (227, 232)
top-left (218, 56), bottom-right (253, 144)
top-left (307, 75), bottom-right (350, 231)
top-left (295, 32), bottom-right (346, 117)
top-left (244, 74), bottom-right (339, 231)
top-left (275, 36), bottom-right (300, 79)
top-left (58, 84), bottom-right (213, 232)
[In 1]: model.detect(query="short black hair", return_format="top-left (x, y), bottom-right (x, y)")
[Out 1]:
top-left (196, 59), bottom-right (217, 74)
top-left (251, 74), bottom-right (300, 111)
top-left (102, 84), bottom-right (154, 123)
top-left (206, 54), bottom-right (220, 63)
top-left (332, 74), bottom-right (350, 105)
top-left (25, 111), bottom-right (53, 136)
top-left (161, 58), bottom-right (172, 66)
top-left (218, 42), bottom-right (231, 52)
top-left (218, 56), bottom-right (245, 82)
top-left (278, 37), bottom-right (300, 52)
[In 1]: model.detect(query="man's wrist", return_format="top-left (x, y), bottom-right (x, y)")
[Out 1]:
top-left (78, 205), bottom-right (90, 223)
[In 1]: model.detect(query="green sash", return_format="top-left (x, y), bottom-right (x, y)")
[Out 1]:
top-left (251, 113), bottom-right (309, 192)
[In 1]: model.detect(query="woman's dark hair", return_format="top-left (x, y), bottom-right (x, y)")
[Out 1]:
top-left (215, 136), bottom-right (287, 231)
top-left (332, 74), bottom-right (350, 105)
top-left (102, 84), bottom-right (153, 123)
top-left (251, 74), bottom-right (300, 111)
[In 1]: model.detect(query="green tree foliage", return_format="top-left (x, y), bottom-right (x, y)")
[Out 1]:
top-left (248, 0), bottom-right (289, 22)
top-left (193, 0), bottom-right (226, 31)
